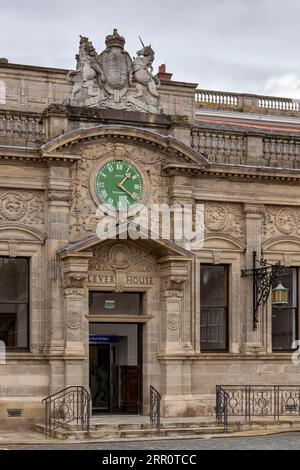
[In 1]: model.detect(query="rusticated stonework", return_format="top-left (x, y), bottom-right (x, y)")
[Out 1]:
top-left (89, 240), bottom-right (158, 273)
top-left (263, 206), bottom-right (300, 238)
top-left (199, 202), bottom-right (245, 240)
top-left (0, 190), bottom-right (45, 225)
top-left (69, 142), bottom-right (171, 240)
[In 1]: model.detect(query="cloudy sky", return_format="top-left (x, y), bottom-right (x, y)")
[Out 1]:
top-left (1, 0), bottom-right (300, 98)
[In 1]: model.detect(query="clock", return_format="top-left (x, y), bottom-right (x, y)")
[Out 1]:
top-left (95, 160), bottom-right (144, 211)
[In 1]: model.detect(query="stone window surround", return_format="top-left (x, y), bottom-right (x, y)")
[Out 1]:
top-left (197, 246), bottom-right (300, 357)
top-left (0, 239), bottom-right (43, 357)
top-left (196, 251), bottom-right (242, 355)
top-left (263, 250), bottom-right (300, 355)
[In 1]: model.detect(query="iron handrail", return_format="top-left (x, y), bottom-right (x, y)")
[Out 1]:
top-left (150, 385), bottom-right (161, 434)
top-left (43, 386), bottom-right (91, 437)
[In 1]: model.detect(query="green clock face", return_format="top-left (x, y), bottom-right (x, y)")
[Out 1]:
top-left (95, 160), bottom-right (143, 211)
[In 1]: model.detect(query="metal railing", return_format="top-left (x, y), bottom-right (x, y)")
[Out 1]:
top-left (216, 385), bottom-right (229, 431)
top-left (150, 385), bottom-right (161, 434)
top-left (42, 386), bottom-right (91, 437)
top-left (216, 385), bottom-right (300, 431)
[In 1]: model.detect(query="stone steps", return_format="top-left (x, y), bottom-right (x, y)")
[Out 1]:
top-left (35, 419), bottom-right (300, 441)
top-left (35, 421), bottom-right (224, 441)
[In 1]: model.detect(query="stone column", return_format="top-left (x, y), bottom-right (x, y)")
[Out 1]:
top-left (159, 256), bottom-right (193, 417)
top-left (60, 252), bottom-right (93, 389)
top-left (243, 204), bottom-right (266, 353)
top-left (45, 165), bottom-right (72, 393)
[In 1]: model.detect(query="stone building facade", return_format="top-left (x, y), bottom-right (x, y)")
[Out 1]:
top-left (1, 30), bottom-right (300, 429)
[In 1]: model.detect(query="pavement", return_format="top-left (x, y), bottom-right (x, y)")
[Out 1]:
top-left (0, 426), bottom-right (299, 448)
top-left (0, 432), bottom-right (300, 450)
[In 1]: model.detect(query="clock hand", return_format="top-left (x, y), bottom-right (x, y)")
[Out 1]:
top-left (118, 173), bottom-right (131, 188)
top-left (118, 184), bottom-right (137, 200)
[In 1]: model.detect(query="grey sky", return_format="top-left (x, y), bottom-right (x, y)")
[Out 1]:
top-left (1, 0), bottom-right (300, 98)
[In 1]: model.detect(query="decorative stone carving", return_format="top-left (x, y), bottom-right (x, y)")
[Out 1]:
top-left (9, 242), bottom-right (18, 258)
top-left (163, 277), bottom-right (185, 291)
top-left (109, 244), bottom-right (130, 270)
top-left (244, 204), bottom-right (265, 216)
top-left (0, 190), bottom-right (45, 225)
top-left (263, 206), bottom-right (300, 238)
top-left (205, 204), bottom-right (228, 231)
top-left (69, 143), bottom-right (170, 240)
top-left (200, 202), bottom-right (245, 239)
top-left (68, 30), bottom-right (160, 114)
top-left (64, 272), bottom-right (88, 289)
top-left (66, 312), bottom-right (81, 330)
top-left (212, 251), bottom-right (221, 265)
top-left (115, 270), bottom-right (127, 293)
top-left (64, 288), bottom-right (86, 297)
top-left (47, 190), bottom-right (73, 203)
top-left (89, 240), bottom-right (158, 273)
top-left (167, 313), bottom-right (180, 330)
top-left (283, 254), bottom-right (292, 267)
top-left (275, 208), bottom-right (297, 235)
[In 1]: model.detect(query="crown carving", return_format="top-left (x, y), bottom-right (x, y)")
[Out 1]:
top-left (105, 28), bottom-right (125, 49)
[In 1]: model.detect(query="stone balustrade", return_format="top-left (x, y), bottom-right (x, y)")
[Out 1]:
top-left (195, 89), bottom-right (300, 116)
top-left (0, 110), bottom-right (44, 144)
top-left (263, 137), bottom-right (300, 168)
top-left (192, 128), bottom-right (300, 168)
top-left (191, 129), bottom-right (246, 164)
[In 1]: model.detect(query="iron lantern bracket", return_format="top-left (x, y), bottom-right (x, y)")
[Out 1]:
top-left (241, 251), bottom-right (290, 330)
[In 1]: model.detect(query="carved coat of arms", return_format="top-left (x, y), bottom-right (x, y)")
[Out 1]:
top-left (68, 29), bottom-right (160, 113)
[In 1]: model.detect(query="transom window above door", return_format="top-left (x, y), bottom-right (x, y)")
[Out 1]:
top-left (89, 292), bottom-right (143, 315)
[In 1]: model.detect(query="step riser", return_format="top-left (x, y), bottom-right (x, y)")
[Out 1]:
top-left (35, 421), bottom-right (300, 440)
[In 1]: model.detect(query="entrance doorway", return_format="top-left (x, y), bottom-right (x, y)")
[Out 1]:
top-left (89, 323), bottom-right (142, 414)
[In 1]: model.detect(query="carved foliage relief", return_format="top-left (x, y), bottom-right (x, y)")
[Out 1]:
top-left (200, 202), bottom-right (245, 239)
top-left (89, 240), bottom-right (158, 274)
top-left (0, 189), bottom-right (45, 225)
top-left (69, 142), bottom-right (170, 240)
top-left (263, 206), bottom-right (300, 239)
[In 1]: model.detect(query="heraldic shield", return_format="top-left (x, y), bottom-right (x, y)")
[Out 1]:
top-left (98, 29), bottom-right (133, 102)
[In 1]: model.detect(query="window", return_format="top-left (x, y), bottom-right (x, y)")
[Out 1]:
top-left (272, 268), bottom-right (298, 351)
top-left (0, 257), bottom-right (29, 350)
top-left (89, 292), bottom-right (142, 315)
top-left (200, 264), bottom-right (228, 351)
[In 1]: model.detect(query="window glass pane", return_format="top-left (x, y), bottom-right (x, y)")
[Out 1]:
top-left (272, 268), bottom-right (297, 350)
top-left (200, 265), bottom-right (228, 351)
top-left (201, 265), bottom-right (227, 306)
top-left (200, 308), bottom-right (227, 350)
top-left (89, 292), bottom-right (142, 315)
top-left (0, 258), bottom-right (28, 302)
top-left (0, 303), bottom-right (28, 348)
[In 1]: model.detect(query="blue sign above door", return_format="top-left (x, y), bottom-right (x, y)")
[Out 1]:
top-left (89, 335), bottom-right (121, 345)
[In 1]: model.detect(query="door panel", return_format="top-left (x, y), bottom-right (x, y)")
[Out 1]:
top-left (120, 366), bottom-right (139, 413)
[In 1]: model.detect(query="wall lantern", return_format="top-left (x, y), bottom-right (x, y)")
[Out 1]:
top-left (272, 282), bottom-right (289, 305)
top-left (241, 251), bottom-right (290, 330)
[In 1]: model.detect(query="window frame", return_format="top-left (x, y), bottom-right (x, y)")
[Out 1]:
top-left (0, 256), bottom-right (30, 351)
top-left (272, 267), bottom-right (298, 353)
top-left (200, 263), bottom-right (229, 353)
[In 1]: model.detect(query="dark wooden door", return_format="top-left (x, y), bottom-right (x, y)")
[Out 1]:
top-left (120, 366), bottom-right (139, 413)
